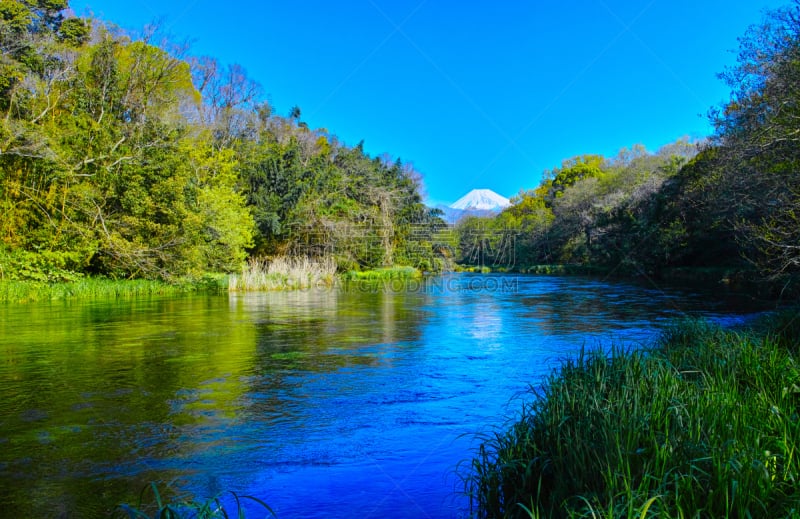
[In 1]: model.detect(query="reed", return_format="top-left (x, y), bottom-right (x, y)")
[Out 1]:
top-left (228, 256), bottom-right (337, 291)
top-left (464, 314), bottom-right (800, 518)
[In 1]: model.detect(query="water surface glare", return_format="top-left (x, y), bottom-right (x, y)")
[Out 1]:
top-left (0, 274), bottom-right (761, 517)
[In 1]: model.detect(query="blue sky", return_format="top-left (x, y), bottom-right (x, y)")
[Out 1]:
top-left (77, 1), bottom-right (784, 205)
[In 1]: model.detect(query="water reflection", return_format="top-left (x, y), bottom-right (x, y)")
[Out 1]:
top-left (0, 275), bottom-right (766, 517)
top-left (0, 295), bottom-right (262, 516)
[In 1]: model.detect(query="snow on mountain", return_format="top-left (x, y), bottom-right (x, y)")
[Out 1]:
top-left (449, 189), bottom-right (511, 211)
top-left (431, 189), bottom-right (511, 224)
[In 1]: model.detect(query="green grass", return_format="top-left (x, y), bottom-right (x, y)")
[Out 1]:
top-left (0, 276), bottom-right (225, 304)
top-left (464, 311), bottom-right (800, 518)
top-left (341, 266), bottom-right (423, 281)
top-left (453, 264), bottom-right (609, 275)
top-left (115, 482), bottom-right (274, 518)
top-left (519, 264), bottom-right (610, 276)
top-left (454, 265), bottom-right (493, 274)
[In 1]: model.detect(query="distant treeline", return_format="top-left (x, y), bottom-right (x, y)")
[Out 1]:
top-left (4, 1), bottom-right (800, 287)
top-left (455, 1), bottom-right (800, 290)
top-left (0, 1), bottom-right (447, 282)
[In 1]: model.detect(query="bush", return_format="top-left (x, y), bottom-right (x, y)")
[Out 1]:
top-left (0, 246), bottom-right (85, 283)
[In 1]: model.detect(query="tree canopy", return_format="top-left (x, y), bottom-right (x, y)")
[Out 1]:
top-left (0, 0), bottom-right (446, 281)
top-left (453, 1), bottom-right (800, 289)
top-left (4, 0), bottom-right (800, 286)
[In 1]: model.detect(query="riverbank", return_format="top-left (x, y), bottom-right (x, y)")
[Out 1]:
top-left (340, 266), bottom-right (422, 281)
top-left (465, 311), bottom-right (800, 518)
top-left (0, 263), bottom-right (425, 304)
top-left (0, 276), bottom-right (226, 304)
top-left (3, 264), bottom-right (793, 305)
top-left (459, 263), bottom-right (800, 301)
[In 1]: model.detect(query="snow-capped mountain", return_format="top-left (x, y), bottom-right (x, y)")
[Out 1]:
top-left (434, 189), bottom-right (511, 224)
top-left (449, 189), bottom-right (511, 211)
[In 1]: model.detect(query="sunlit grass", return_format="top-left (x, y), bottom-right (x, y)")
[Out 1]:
top-left (0, 276), bottom-right (223, 304)
top-left (464, 312), bottom-right (800, 518)
top-left (228, 256), bottom-right (337, 291)
top-left (454, 265), bottom-right (493, 273)
top-left (341, 265), bottom-right (422, 281)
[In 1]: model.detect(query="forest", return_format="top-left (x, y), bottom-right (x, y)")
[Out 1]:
top-left (2, 0), bottom-right (800, 291)
top-left (0, 0), bottom-right (446, 283)
top-left (456, 1), bottom-right (800, 292)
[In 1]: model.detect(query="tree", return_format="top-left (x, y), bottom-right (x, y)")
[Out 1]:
top-left (0, 0), bottom-right (442, 280)
top-left (499, 190), bottom-right (554, 265)
top-left (544, 154), bottom-right (606, 204)
top-left (712, 0), bottom-right (800, 278)
top-left (190, 56), bottom-right (262, 146)
top-left (0, 0), bottom-right (96, 279)
top-left (506, 140), bottom-right (701, 272)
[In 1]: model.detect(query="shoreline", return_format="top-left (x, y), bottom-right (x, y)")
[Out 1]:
top-left (2, 265), bottom-right (795, 304)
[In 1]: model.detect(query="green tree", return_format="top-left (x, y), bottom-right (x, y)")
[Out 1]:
top-left (0, 0), bottom-right (441, 281)
top-left (499, 190), bottom-right (554, 265)
top-left (544, 154), bottom-right (606, 203)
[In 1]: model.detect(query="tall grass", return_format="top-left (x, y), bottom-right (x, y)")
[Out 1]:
top-left (464, 314), bottom-right (800, 518)
top-left (228, 256), bottom-right (337, 291)
top-left (0, 276), bottom-right (222, 304)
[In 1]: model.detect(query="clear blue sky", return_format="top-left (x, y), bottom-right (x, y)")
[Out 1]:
top-left (77, 1), bottom-right (784, 205)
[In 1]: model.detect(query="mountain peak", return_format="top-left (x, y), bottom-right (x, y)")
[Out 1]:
top-left (449, 189), bottom-right (511, 211)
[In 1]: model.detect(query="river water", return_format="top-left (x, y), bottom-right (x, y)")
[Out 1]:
top-left (0, 274), bottom-right (763, 518)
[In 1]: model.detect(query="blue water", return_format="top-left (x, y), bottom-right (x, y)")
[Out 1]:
top-left (0, 274), bottom-right (763, 517)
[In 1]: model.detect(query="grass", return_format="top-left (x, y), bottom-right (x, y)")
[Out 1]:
top-left (228, 256), bottom-right (337, 291)
top-left (339, 266), bottom-right (424, 293)
top-left (454, 265), bottom-right (493, 274)
top-left (519, 264), bottom-right (610, 276)
top-left (463, 311), bottom-right (800, 518)
top-left (0, 276), bottom-right (224, 304)
top-left (1, 257), bottom-right (417, 301)
top-left (452, 264), bottom-right (610, 275)
top-left (341, 265), bottom-right (423, 281)
top-left (116, 482), bottom-right (274, 518)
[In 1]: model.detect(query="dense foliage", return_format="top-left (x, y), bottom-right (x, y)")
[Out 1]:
top-left (0, 1), bottom-right (445, 281)
top-left (459, 1), bottom-right (800, 287)
top-left (4, 0), bottom-right (799, 285)
top-left (466, 316), bottom-right (800, 518)
top-left (455, 141), bottom-right (700, 274)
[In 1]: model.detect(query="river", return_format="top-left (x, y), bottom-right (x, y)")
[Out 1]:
top-left (0, 274), bottom-right (763, 518)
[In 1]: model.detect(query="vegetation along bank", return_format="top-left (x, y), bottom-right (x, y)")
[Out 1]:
top-left (2, 0), bottom-right (800, 517)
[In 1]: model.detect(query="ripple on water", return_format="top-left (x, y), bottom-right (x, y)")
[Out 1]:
top-left (0, 277), bottom-right (769, 517)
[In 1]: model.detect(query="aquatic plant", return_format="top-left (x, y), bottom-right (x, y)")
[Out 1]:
top-left (116, 482), bottom-right (274, 518)
top-left (464, 315), bottom-right (800, 518)
top-left (340, 266), bottom-right (422, 281)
